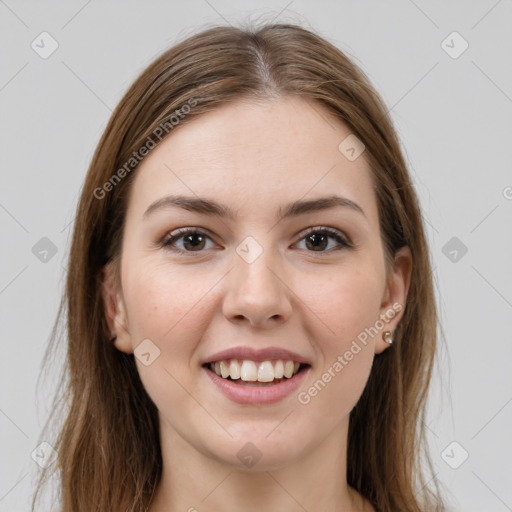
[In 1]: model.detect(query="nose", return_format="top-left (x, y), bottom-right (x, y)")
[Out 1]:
top-left (222, 244), bottom-right (293, 328)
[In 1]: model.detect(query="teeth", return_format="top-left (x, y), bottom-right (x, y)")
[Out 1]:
top-left (209, 359), bottom-right (304, 382)
top-left (220, 360), bottom-right (230, 378)
top-left (283, 360), bottom-right (294, 378)
top-left (240, 360), bottom-right (258, 381)
top-left (257, 361), bottom-right (274, 382)
top-left (274, 360), bottom-right (284, 378)
top-left (229, 360), bottom-right (241, 380)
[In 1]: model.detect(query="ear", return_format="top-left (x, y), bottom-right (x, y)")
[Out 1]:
top-left (375, 245), bottom-right (412, 354)
top-left (100, 261), bottom-right (133, 354)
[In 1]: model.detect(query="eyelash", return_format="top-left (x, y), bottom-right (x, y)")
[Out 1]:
top-left (160, 226), bottom-right (353, 256)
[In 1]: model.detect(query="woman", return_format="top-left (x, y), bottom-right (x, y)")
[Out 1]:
top-left (32, 21), bottom-right (447, 512)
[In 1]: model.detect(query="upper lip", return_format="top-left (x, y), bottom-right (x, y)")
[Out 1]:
top-left (202, 346), bottom-right (312, 365)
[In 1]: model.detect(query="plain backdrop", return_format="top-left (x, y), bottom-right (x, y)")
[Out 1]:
top-left (1, 1), bottom-right (511, 511)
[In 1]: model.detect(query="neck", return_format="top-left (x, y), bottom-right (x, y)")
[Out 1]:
top-left (148, 415), bottom-right (372, 512)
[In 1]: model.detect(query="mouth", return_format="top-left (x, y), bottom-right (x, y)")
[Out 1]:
top-left (202, 359), bottom-right (311, 387)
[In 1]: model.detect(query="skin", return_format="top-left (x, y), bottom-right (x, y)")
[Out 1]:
top-left (102, 95), bottom-right (412, 512)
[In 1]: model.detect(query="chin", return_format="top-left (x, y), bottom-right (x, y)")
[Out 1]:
top-left (201, 430), bottom-right (307, 472)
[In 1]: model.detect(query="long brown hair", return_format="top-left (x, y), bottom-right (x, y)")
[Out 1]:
top-left (32, 21), bottom-right (446, 512)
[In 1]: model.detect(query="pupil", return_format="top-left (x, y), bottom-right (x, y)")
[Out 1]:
top-left (185, 234), bottom-right (205, 250)
top-left (306, 233), bottom-right (327, 251)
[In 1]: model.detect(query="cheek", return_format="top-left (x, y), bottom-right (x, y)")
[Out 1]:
top-left (296, 265), bottom-right (382, 409)
top-left (122, 261), bottom-right (220, 378)
top-left (122, 263), bottom-right (208, 414)
top-left (123, 262), bottom-right (201, 337)
top-left (300, 263), bottom-right (383, 342)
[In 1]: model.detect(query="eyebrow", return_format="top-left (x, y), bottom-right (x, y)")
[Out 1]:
top-left (143, 194), bottom-right (367, 222)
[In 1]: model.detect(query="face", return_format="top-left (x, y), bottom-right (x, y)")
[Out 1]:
top-left (102, 95), bottom-right (411, 470)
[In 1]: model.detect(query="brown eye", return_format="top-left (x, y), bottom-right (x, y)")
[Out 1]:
top-left (162, 229), bottom-right (214, 252)
top-left (304, 232), bottom-right (329, 251)
top-left (160, 226), bottom-right (351, 256)
top-left (295, 227), bottom-right (351, 253)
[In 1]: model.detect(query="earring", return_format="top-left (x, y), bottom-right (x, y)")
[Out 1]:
top-left (110, 335), bottom-right (117, 343)
top-left (382, 331), bottom-right (393, 345)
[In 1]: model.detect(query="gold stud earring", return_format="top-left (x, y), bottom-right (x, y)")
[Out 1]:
top-left (383, 331), bottom-right (393, 345)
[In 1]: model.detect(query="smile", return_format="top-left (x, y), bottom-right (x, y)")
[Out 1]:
top-left (202, 359), bottom-right (311, 404)
top-left (207, 359), bottom-right (307, 385)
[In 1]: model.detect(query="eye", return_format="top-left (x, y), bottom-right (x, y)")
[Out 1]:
top-left (160, 226), bottom-right (352, 255)
top-left (161, 228), bottom-right (216, 253)
top-left (294, 227), bottom-right (352, 254)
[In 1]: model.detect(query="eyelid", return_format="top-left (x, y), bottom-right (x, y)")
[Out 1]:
top-left (294, 226), bottom-right (353, 252)
top-left (160, 225), bottom-right (353, 254)
top-left (296, 225), bottom-right (351, 244)
top-left (160, 227), bottom-right (219, 250)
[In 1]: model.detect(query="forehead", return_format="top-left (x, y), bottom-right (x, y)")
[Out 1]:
top-left (125, 96), bottom-right (377, 225)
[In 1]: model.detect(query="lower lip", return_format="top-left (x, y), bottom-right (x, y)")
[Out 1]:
top-left (203, 365), bottom-right (311, 405)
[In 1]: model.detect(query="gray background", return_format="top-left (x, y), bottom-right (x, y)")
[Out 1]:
top-left (1, 1), bottom-right (511, 511)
